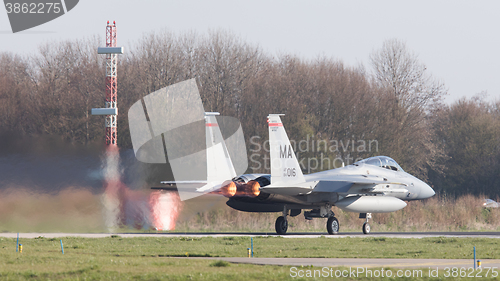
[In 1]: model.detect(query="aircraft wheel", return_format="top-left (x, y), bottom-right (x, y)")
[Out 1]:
top-left (362, 222), bottom-right (371, 234)
top-left (327, 217), bottom-right (339, 235)
top-left (275, 216), bottom-right (288, 235)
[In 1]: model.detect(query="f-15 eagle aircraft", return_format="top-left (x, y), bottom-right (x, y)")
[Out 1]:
top-left (159, 113), bottom-right (435, 234)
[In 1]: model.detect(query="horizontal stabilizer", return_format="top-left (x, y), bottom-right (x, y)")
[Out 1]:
top-left (151, 186), bottom-right (177, 191)
top-left (157, 180), bottom-right (227, 195)
top-left (160, 180), bottom-right (207, 185)
top-left (156, 180), bottom-right (207, 193)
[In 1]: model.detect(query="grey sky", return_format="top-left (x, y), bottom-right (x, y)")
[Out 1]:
top-left (1, 0), bottom-right (499, 103)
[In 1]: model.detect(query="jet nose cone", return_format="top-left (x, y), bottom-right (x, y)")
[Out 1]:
top-left (419, 183), bottom-right (435, 199)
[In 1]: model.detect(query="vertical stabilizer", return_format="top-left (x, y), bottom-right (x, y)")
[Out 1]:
top-left (268, 114), bottom-right (305, 185)
top-left (205, 112), bottom-right (237, 184)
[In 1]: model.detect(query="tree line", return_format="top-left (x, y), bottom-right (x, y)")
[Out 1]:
top-left (0, 30), bottom-right (498, 197)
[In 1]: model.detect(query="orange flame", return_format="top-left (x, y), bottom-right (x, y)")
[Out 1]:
top-left (245, 180), bottom-right (261, 197)
top-left (102, 145), bottom-right (182, 231)
top-left (220, 181), bottom-right (237, 197)
top-left (213, 180), bottom-right (261, 198)
top-left (149, 191), bottom-right (182, 230)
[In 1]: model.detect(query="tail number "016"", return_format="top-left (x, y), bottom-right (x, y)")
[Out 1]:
top-left (283, 168), bottom-right (296, 177)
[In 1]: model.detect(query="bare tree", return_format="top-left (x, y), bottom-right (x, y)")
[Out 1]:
top-left (369, 39), bottom-right (447, 178)
top-left (0, 32), bottom-right (460, 184)
top-left (370, 39), bottom-right (445, 111)
top-left (196, 29), bottom-right (263, 116)
top-left (0, 53), bottom-right (31, 132)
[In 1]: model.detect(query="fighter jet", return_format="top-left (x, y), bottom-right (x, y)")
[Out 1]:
top-left (158, 113), bottom-right (435, 234)
top-left (483, 199), bottom-right (499, 208)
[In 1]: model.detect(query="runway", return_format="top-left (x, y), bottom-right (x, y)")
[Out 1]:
top-left (0, 231), bottom-right (499, 239)
top-left (179, 257), bottom-right (500, 269)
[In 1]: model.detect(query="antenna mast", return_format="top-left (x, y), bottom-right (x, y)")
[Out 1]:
top-left (92, 21), bottom-right (124, 145)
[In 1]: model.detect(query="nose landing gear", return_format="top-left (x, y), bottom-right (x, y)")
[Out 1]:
top-left (360, 213), bottom-right (372, 234)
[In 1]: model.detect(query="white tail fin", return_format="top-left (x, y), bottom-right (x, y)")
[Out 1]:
top-left (268, 114), bottom-right (305, 185)
top-left (205, 112), bottom-right (237, 184)
top-left (162, 112), bottom-right (237, 194)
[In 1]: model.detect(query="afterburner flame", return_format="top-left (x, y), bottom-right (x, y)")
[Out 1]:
top-left (149, 191), bottom-right (182, 230)
top-left (245, 180), bottom-right (261, 197)
top-left (216, 180), bottom-right (261, 198)
top-left (101, 145), bottom-right (182, 231)
top-left (220, 181), bottom-right (237, 197)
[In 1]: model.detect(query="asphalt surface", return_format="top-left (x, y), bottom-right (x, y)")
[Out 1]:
top-left (1, 232), bottom-right (500, 239)
top-left (180, 257), bottom-right (500, 269)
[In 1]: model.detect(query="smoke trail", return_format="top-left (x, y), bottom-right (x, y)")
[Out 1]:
top-left (0, 133), bottom-right (184, 232)
top-left (0, 185), bottom-right (104, 232)
top-left (101, 145), bottom-right (122, 230)
top-left (101, 145), bottom-right (182, 231)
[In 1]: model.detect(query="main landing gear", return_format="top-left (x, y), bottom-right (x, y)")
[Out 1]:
top-left (274, 205), bottom-right (340, 235)
top-left (326, 216), bottom-right (339, 234)
top-left (275, 206), bottom-right (290, 235)
top-left (275, 216), bottom-right (288, 235)
top-left (274, 206), bottom-right (374, 235)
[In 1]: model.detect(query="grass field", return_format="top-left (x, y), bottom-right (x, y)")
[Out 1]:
top-left (1, 236), bottom-right (500, 280)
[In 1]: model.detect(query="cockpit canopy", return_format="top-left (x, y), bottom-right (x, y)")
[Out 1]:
top-left (354, 156), bottom-right (404, 172)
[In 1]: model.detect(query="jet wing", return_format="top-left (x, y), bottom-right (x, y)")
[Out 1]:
top-left (313, 175), bottom-right (392, 193)
top-left (259, 175), bottom-right (407, 196)
top-left (259, 181), bottom-right (359, 196)
top-left (314, 175), bottom-right (408, 192)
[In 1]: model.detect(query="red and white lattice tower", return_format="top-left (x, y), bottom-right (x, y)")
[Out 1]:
top-left (92, 21), bottom-right (124, 145)
top-left (104, 21), bottom-right (117, 145)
